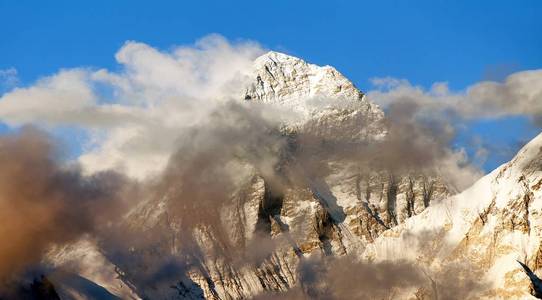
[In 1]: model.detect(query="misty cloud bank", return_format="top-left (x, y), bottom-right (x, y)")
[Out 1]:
top-left (368, 72), bottom-right (542, 170)
top-left (0, 35), bottom-right (266, 179)
top-left (369, 70), bottom-right (542, 121)
top-left (253, 254), bottom-right (487, 300)
top-left (0, 35), bottom-right (538, 189)
top-left (0, 35), bottom-right (540, 297)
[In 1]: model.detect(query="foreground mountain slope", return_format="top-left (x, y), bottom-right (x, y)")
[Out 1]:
top-left (365, 132), bottom-right (542, 299)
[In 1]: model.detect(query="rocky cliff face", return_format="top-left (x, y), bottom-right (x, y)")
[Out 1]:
top-left (44, 52), bottom-right (475, 300)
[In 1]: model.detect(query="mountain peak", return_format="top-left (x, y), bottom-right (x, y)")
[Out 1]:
top-left (254, 50), bottom-right (299, 65)
top-left (245, 51), bottom-right (366, 109)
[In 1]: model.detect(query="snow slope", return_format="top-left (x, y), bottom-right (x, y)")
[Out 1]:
top-left (365, 132), bottom-right (542, 299)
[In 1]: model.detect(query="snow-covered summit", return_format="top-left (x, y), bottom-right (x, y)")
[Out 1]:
top-left (245, 51), bottom-right (386, 141)
top-left (245, 51), bottom-right (368, 112)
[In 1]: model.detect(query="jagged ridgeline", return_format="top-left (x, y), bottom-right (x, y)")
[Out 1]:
top-left (43, 52), bottom-right (542, 299)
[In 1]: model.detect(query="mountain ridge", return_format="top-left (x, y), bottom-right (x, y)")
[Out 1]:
top-left (43, 51), bottom-right (539, 299)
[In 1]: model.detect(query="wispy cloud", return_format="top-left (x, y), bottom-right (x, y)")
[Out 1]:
top-left (0, 35), bottom-right (266, 178)
top-left (368, 70), bottom-right (542, 122)
top-left (367, 70), bottom-right (542, 182)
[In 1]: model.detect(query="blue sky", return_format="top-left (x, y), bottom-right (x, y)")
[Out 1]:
top-left (1, 0), bottom-right (541, 172)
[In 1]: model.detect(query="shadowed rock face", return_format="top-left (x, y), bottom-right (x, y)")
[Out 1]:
top-left (0, 276), bottom-right (60, 300)
top-left (518, 261), bottom-right (542, 299)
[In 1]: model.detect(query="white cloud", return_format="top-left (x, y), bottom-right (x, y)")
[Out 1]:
top-left (366, 70), bottom-right (542, 189)
top-left (1, 34), bottom-right (539, 186)
top-left (0, 70), bottom-right (95, 126)
top-left (438, 148), bottom-right (484, 191)
top-left (368, 69), bottom-right (542, 120)
top-left (0, 35), bottom-right (265, 179)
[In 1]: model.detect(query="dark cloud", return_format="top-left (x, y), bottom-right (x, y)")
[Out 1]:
top-left (290, 98), bottom-right (480, 191)
top-left (252, 255), bottom-right (425, 299)
top-left (0, 127), bottom-right (131, 290)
